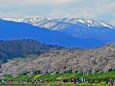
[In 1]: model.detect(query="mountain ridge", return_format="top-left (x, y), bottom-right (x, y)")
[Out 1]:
top-left (1, 17), bottom-right (115, 43)
top-left (1, 17), bottom-right (114, 29)
top-left (0, 19), bottom-right (104, 48)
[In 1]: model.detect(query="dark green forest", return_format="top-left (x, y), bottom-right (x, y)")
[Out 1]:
top-left (0, 39), bottom-right (61, 63)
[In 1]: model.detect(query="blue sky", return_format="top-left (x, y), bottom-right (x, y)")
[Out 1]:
top-left (0, 0), bottom-right (115, 25)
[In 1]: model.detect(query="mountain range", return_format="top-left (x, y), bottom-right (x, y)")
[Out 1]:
top-left (0, 17), bottom-right (115, 48)
top-left (0, 19), bottom-right (105, 48)
top-left (0, 18), bottom-right (115, 75)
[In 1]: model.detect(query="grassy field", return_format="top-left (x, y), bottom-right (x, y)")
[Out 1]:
top-left (27, 71), bottom-right (115, 80)
top-left (1, 71), bottom-right (115, 86)
top-left (0, 82), bottom-right (114, 86)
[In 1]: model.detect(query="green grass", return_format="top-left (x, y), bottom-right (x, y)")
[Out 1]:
top-left (56, 73), bottom-right (76, 80)
top-left (30, 74), bottom-right (42, 79)
top-left (94, 82), bottom-right (108, 86)
top-left (15, 75), bottom-right (29, 80)
top-left (47, 82), bottom-right (75, 86)
top-left (81, 71), bottom-right (115, 79)
top-left (35, 73), bottom-right (82, 80)
top-left (38, 74), bottom-right (55, 80)
top-left (4, 71), bottom-right (115, 80)
top-left (1, 82), bottom-right (114, 86)
top-left (2, 71), bottom-right (115, 86)
top-left (4, 74), bottom-right (13, 80)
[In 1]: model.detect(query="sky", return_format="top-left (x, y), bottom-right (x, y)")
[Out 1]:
top-left (0, 0), bottom-right (115, 25)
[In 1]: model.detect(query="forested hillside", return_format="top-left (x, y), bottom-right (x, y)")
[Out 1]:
top-left (0, 39), bottom-right (60, 63)
top-left (1, 44), bottom-right (115, 76)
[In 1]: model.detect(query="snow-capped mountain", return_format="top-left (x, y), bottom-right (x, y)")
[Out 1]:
top-left (0, 19), bottom-right (104, 48)
top-left (1, 17), bottom-right (114, 29)
top-left (1, 17), bottom-right (115, 45)
top-left (55, 18), bottom-right (114, 28)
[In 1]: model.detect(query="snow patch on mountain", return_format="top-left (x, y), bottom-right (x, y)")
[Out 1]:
top-left (1, 17), bottom-right (114, 30)
top-left (56, 18), bottom-right (114, 29)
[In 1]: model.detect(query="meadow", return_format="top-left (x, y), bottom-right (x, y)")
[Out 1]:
top-left (1, 71), bottom-right (115, 86)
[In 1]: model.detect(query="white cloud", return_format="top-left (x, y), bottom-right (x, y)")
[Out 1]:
top-left (0, 0), bottom-right (114, 25)
top-left (49, 10), bottom-right (64, 18)
top-left (49, 0), bottom-right (75, 4)
top-left (0, 0), bottom-right (75, 7)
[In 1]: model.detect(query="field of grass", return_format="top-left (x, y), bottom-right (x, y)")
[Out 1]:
top-left (0, 82), bottom-right (114, 86)
top-left (28, 71), bottom-right (115, 80)
top-left (1, 71), bottom-right (115, 86)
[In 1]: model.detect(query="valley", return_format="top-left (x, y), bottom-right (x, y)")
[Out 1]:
top-left (0, 18), bottom-right (115, 85)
